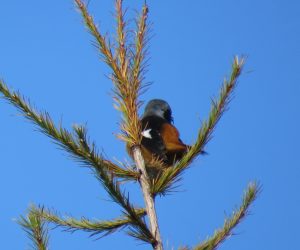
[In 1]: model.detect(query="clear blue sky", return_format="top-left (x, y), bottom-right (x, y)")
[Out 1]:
top-left (0, 0), bottom-right (299, 249)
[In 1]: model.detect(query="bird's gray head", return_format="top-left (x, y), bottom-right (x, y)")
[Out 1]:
top-left (143, 99), bottom-right (173, 122)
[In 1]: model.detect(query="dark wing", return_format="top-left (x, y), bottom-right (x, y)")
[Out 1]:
top-left (141, 116), bottom-right (167, 160)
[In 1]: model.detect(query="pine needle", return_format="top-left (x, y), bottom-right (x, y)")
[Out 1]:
top-left (18, 210), bottom-right (49, 250)
top-left (30, 205), bottom-right (146, 238)
top-left (193, 182), bottom-right (260, 250)
top-left (0, 80), bottom-right (138, 181)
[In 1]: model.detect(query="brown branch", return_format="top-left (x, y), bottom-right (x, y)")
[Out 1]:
top-left (75, 0), bottom-right (141, 146)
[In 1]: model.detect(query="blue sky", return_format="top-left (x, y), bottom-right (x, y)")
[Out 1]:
top-left (0, 0), bottom-right (299, 249)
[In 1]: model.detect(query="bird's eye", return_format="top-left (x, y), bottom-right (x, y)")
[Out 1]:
top-left (164, 109), bottom-right (173, 123)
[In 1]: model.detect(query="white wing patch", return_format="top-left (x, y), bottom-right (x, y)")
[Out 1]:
top-left (141, 128), bottom-right (152, 139)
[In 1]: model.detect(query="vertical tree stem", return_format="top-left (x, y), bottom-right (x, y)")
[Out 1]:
top-left (132, 146), bottom-right (163, 250)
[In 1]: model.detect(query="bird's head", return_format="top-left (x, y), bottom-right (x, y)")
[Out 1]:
top-left (143, 99), bottom-right (173, 123)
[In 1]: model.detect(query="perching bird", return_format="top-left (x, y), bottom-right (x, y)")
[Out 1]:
top-left (139, 99), bottom-right (189, 167)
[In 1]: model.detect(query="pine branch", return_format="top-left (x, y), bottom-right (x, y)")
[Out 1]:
top-left (75, 0), bottom-right (141, 146)
top-left (115, 0), bottom-right (128, 76)
top-left (117, 3), bottom-right (161, 247)
top-left (73, 124), bottom-right (139, 180)
top-left (74, 0), bottom-right (121, 80)
top-left (192, 182), bottom-right (260, 250)
top-left (75, 146), bottom-right (155, 245)
top-left (30, 205), bottom-right (146, 238)
top-left (152, 56), bottom-right (245, 196)
top-left (68, 118), bottom-right (155, 244)
top-left (75, 1), bottom-right (162, 248)
top-left (0, 80), bottom-right (154, 244)
top-left (0, 80), bottom-right (138, 181)
top-left (132, 147), bottom-right (163, 249)
top-left (128, 5), bottom-right (163, 249)
top-left (18, 211), bottom-right (49, 250)
top-left (130, 3), bottom-right (149, 95)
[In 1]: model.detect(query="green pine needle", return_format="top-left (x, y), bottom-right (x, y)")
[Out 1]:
top-left (30, 205), bottom-right (146, 238)
top-left (0, 80), bottom-right (138, 182)
top-left (75, 0), bottom-right (148, 147)
top-left (18, 211), bottom-right (49, 250)
top-left (0, 80), bottom-right (154, 244)
top-left (193, 182), bottom-right (260, 250)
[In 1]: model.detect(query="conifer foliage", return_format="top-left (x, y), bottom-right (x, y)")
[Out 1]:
top-left (0, 1), bottom-right (259, 249)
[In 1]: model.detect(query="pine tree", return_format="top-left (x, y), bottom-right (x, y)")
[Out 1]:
top-left (0, 1), bottom-right (259, 250)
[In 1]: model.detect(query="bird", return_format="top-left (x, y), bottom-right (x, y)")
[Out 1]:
top-left (139, 99), bottom-right (189, 167)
